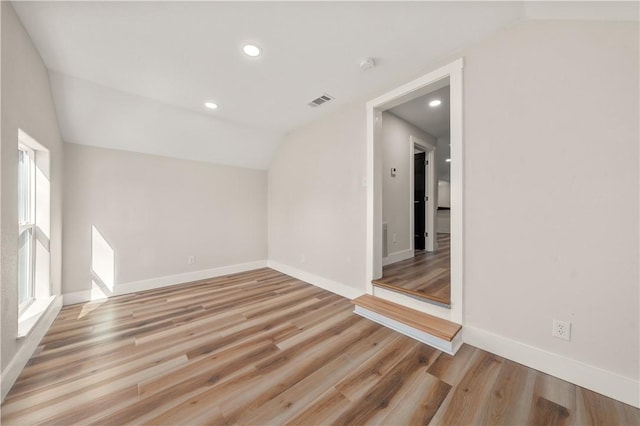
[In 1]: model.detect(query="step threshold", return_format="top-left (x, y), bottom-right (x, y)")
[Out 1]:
top-left (352, 295), bottom-right (462, 355)
top-left (372, 280), bottom-right (451, 307)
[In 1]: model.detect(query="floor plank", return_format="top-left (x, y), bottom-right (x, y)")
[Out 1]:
top-left (2, 267), bottom-right (637, 425)
top-left (374, 232), bottom-right (451, 305)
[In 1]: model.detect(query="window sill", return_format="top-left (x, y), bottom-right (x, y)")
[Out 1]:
top-left (17, 296), bottom-right (56, 339)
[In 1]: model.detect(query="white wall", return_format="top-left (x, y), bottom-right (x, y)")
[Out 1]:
top-left (437, 180), bottom-right (451, 208)
top-left (436, 135), bottom-right (451, 181)
top-left (381, 112), bottom-right (436, 257)
top-left (63, 143), bottom-right (267, 300)
top-left (267, 104), bottom-right (367, 296)
top-left (267, 19), bottom-right (639, 403)
top-left (1, 1), bottom-right (64, 395)
top-left (463, 19), bottom-right (638, 381)
top-left (437, 180), bottom-right (451, 233)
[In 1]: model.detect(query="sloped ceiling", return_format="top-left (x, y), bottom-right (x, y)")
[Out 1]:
top-left (12, 1), bottom-right (638, 169)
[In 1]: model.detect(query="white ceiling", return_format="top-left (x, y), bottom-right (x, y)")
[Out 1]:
top-left (48, 71), bottom-right (282, 169)
top-left (12, 1), bottom-right (638, 169)
top-left (389, 84), bottom-right (451, 181)
top-left (390, 85), bottom-right (450, 139)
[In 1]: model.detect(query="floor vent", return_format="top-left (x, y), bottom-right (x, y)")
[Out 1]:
top-left (382, 223), bottom-right (388, 258)
top-left (308, 93), bottom-right (334, 107)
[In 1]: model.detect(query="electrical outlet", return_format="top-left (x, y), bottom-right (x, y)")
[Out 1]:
top-left (188, 255), bottom-right (196, 265)
top-left (552, 319), bottom-right (571, 341)
top-left (392, 233), bottom-right (397, 243)
top-left (300, 254), bottom-right (306, 264)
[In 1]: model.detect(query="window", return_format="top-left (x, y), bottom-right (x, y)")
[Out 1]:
top-left (18, 144), bottom-right (36, 312)
top-left (16, 130), bottom-right (53, 337)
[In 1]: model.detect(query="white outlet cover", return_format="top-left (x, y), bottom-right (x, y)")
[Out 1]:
top-left (552, 319), bottom-right (571, 341)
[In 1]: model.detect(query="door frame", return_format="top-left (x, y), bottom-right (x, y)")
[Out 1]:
top-left (409, 137), bottom-right (436, 253)
top-left (366, 58), bottom-right (464, 323)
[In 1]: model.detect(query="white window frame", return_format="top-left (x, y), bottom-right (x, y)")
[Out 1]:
top-left (18, 143), bottom-right (36, 315)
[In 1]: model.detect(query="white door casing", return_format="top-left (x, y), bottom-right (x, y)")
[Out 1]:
top-left (366, 58), bottom-right (464, 324)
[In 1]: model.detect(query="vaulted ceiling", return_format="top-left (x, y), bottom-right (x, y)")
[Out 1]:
top-left (12, 1), bottom-right (638, 169)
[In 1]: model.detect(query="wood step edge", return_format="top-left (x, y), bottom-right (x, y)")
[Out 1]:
top-left (352, 295), bottom-right (461, 342)
top-left (371, 280), bottom-right (451, 307)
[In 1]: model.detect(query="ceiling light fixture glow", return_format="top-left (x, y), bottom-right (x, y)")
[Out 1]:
top-left (445, 158), bottom-right (452, 162)
top-left (242, 44), bottom-right (261, 57)
top-left (429, 99), bottom-right (442, 107)
top-left (204, 102), bottom-right (219, 110)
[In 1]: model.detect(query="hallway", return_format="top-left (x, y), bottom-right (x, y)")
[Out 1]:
top-left (374, 233), bottom-right (450, 306)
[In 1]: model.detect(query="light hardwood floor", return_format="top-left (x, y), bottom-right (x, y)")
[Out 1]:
top-left (2, 268), bottom-right (637, 425)
top-left (374, 233), bottom-right (451, 305)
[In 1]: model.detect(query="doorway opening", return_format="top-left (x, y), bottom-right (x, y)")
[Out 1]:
top-left (411, 137), bottom-right (437, 254)
top-left (372, 87), bottom-right (451, 307)
top-left (366, 58), bottom-right (463, 323)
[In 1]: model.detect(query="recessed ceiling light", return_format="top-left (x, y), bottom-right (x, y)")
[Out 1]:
top-left (445, 158), bottom-right (452, 162)
top-left (429, 99), bottom-right (442, 107)
top-left (242, 44), bottom-right (261, 57)
top-left (204, 102), bottom-right (219, 110)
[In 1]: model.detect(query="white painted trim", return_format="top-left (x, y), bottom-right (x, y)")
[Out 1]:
top-left (366, 108), bottom-right (384, 285)
top-left (366, 58), bottom-right (464, 324)
top-left (268, 260), bottom-right (365, 300)
top-left (354, 306), bottom-right (462, 355)
top-left (17, 295), bottom-right (56, 338)
top-left (463, 326), bottom-right (640, 408)
top-left (18, 128), bottom-right (48, 152)
top-left (63, 260), bottom-right (268, 305)
top-left (2, 295), bottom-right (62, 401)
top-left (366, 59), bottom-right (463, 110)
top-left (382, 248), bottom-right (414, 266)
top-left (62, 289), bottom-right (97, 306)
top-left (448, 61), bottom-right (464, 325)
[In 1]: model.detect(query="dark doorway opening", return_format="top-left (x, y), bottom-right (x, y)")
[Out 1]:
top-left (414, 151), bottom-right (426, 250)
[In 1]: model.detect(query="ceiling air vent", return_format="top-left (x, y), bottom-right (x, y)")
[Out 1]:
top-left (308, 93), bottom-right (334, 108)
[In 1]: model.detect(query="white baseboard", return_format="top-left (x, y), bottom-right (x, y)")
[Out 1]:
top-left (1, 295), bottom-right (63, 401)
top-left (63, 289), bottom-right (98, 306)
top-left (267, 260), bottom-right (364, 300)
top-left (382, 249), bottom-right (414, 266)
top-left (63, 260), bottom-right (268, 305)
top-left (463, 326), bottom-right (639, 408)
